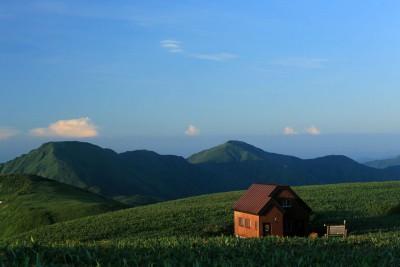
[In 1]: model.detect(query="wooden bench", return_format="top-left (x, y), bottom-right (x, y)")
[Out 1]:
top-left (324, 220), bottom-right (347, 238)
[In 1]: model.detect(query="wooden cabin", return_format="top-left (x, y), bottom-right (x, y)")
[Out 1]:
top-left (232, 184), bottom-right (312, 238)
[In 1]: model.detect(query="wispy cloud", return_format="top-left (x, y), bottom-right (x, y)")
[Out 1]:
top-left (185, 124), bottom-right (200, 136)
top-left (30, 117), bottom-right (98, 138)
top-left (305, 126), bottom-right (321, 135)
top-left (284, 126), bottom-right (298, 135)
top-left (160, 40), bottom-right (184, 53)
top-left (0, 127), bottom-right (20, 141)
top-left (271, 58), bottom-right (331, 69)
top-left (160, 39), bottom-right (237, 62)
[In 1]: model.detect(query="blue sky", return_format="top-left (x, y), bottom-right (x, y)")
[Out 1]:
top-left (1, 1), bottom-right (400, 162)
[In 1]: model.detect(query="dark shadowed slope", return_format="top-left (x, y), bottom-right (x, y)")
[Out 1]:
top-left (119, 150), bottom-right (217, 199)
top-left (302, 155), bottom-right (397, 183)
top-left (0, 174), bottom-right (126, 239)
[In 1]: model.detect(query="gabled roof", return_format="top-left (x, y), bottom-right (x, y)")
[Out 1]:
top-left (232, 184), bottom-right (282, 215)
top-left (232, 183), bottom-right (311, 215)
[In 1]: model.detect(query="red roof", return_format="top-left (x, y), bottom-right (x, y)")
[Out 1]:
top-left (232, 184), bottom-right (282, 215)
top-left (232, 183), bottom-right (312, 215)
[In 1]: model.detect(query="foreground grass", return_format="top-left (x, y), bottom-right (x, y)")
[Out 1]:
top-left (1, 181), bottom-right (399, 266)
top-left (1, 233), bottom-right (399, 266)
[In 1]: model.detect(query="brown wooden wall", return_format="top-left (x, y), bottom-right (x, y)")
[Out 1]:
top-left (234, 211), bottom-right (260, 238)
top-left (234, 207), bottom-right (284, 238)
top-left (259, 206), bottom-right (284, 237)
top-left (276, 189), bottom-right (310, 236)
top-left (277, 189), bottom-right (295, 199)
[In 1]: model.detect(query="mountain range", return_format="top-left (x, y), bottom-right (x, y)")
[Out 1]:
top-left (364, 155), bottom-right (400, 169)
top-left (1, 140), bottom-right (400, 202)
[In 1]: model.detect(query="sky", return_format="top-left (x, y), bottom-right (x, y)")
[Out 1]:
top-left (1, 1), bottom-right (400, 163)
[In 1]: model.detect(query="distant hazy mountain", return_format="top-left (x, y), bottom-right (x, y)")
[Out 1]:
top-left (1, 140), bottom-right (400, 201)
top-left (364, 156), bottom-right (400, 169)
top-left (0, 174), bottom-right (126, 238)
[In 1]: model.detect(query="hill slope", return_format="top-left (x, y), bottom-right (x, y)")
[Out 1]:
top-left (7, 181), bottom-right (400, 243)
top-left (0, 174), bottom-right (126, 238)
top-left (364, 155), bottom-right (400, 169)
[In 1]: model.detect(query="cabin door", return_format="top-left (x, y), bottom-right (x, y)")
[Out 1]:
top-left (263, 223), bottom-right (271, 236)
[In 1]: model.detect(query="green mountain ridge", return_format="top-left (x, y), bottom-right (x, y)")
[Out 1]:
top-left (0, 173), bottom-right (126, 239)
top-left (188, 140), bottom-right (302, 165)
top-left (1, 140), bottom-right (400, 201)
top-left (188, 140), bottom-right (268, 163)
top-left (188, 141), bottom-right (400, 188)
top-left (0, 142), bottom-right (214, 201)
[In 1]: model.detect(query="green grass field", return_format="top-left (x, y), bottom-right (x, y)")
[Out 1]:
top-left (2, 234), bottom-right (399, 266)
top-left (0, 174), bottom-right (126, 239)
top-left (1, 181), bottom-right (400, 266)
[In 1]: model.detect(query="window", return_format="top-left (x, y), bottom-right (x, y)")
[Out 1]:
top-left (245, 219), bottom-right (251, 228)
top-left (281, 199), bottom-right (292, 207)
top-left (284, 220), bottom-right (293, 232)
top-left (239, 217), bottom-right (244, 227)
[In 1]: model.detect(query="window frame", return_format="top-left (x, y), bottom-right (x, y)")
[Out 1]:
top-left (281, 199), bottom-right (293, 208)
top-left (238, 217), bottom-right (245, 227)
top-left (245, 219), bottom-right (251, 228)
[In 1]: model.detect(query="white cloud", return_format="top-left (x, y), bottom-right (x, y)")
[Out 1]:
top-left (271, 58), bottom-right (331, 69)
top-left (160, 39), bottom-right (237, 61)
top-left (185, 125), bottom-right (200, 136)
top-left (160, 40), bottom-right (184, 53)
top-left (305, 126), bottom-right (321, 135)
top-left (0, 127), bottom-right (20, 141)
top-left (30, 117), bottom-right (98, 138)
top-left (284, 127), bottom-right (298, 135)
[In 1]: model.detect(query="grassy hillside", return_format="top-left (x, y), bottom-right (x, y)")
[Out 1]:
top-left (0, 174), bottom-right (126, 239)
top-left (7, 181), bottom-right (400, 243)
top-left (2, 181), bottom-right (399, 266)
